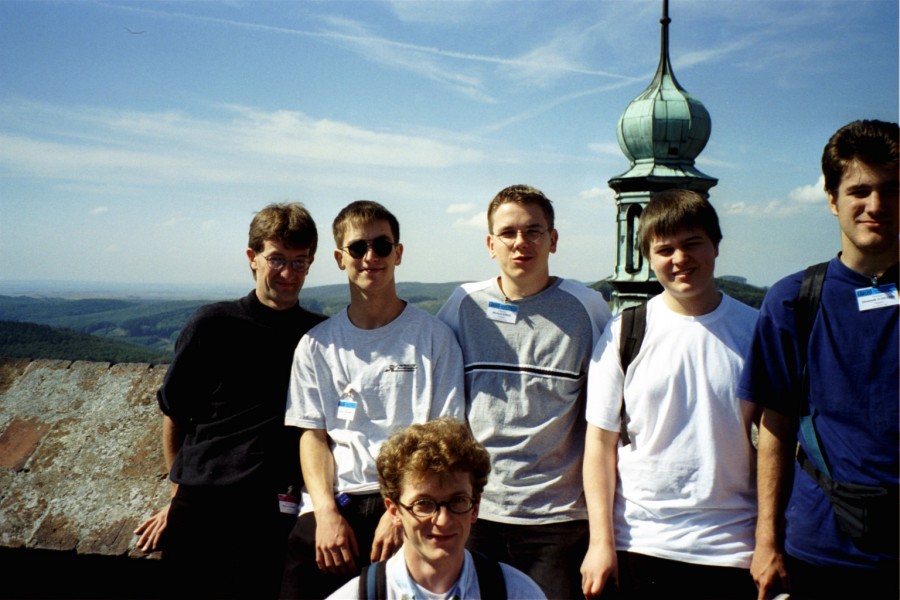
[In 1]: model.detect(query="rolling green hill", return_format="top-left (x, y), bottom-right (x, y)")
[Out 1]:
top-left (0, 320), bottom-right (171, 364)
top-left (0, 277), bottom-right (767, 361)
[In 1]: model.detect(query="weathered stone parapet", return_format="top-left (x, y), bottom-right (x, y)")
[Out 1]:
top-left (0, 358), bottom-right (170, 559)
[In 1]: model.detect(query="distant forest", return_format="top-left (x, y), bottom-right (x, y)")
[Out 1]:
top-left (0, 278), bottom-right (767, 363)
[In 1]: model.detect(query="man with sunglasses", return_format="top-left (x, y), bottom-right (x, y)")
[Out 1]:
top-left (281, 200), bottom-right (465, 599)
top-left (437, 184), bottom-right (612, 598)
top-left (134, 203), bottom-right (326, 599)
top-left (327, 417), bottom-right (546, 599)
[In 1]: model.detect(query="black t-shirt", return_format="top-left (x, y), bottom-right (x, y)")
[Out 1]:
top-left (159, 291), bottom-right (326, 491)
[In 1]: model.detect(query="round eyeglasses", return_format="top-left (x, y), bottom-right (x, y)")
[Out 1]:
top-left (262, 255), bottom-right (310, 272)
top-left (491, 227), bottom-right (548, 247)
top-left (342, 236), bottom-right (397, 259)
top-left (398, 495), bottom-right (476, 519)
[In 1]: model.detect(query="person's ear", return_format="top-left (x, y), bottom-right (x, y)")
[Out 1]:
top-left (334, 248), bottom-right (345, 270)
top-left (385, 498), bottom-right (401, 526)
top-left (828, 190), bottom-right (840, 217)
top-left (548, 229), bottom-right (559, 254)
top-left (246, 248), bottom-right (259, 279)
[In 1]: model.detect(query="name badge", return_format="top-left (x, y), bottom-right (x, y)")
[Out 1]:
top-left (855, 283), bottom-right (899, 312)
top-left (337, 384), bottom-right (358, 421)
top-left (487, 300), bottom-right (518, 324)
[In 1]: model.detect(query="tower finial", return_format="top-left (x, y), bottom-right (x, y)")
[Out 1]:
top-left (660, 0), bottom-right (671, 73)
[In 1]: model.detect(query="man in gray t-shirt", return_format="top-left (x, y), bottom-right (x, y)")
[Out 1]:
top-left (438, 185), bottom-right (611, 599)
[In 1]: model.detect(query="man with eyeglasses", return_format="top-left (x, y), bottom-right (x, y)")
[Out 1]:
top-left (437, 184), bottom-right (612, 598)
top-left (326, 417), bottom-right (546, 599)
top-left (281, 200), bottom-right (465, 599)
top-left (134, 203), bottom-right (326, 599)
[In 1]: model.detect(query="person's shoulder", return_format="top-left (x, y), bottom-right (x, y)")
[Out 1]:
top-left (184, 295), bottom-right (248, 329)
top-left (498, 562), bottom-right (548, 599)
top-left (454, 278), bottom-right (494, 298)
top-left (556, 277), bottom-right (611, 313)
top-left (720, 292), bottom-right (760, 318)
top-left (403, 303), bottom-right (457, 335)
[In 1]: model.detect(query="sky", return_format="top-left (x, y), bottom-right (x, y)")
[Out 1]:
top-left (1, 0), bottom-right (897, 296)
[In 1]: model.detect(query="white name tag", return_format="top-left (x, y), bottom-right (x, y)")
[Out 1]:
top-left (855, 283), bottom-right (899, 311)
top-left (487, 300), bottom-right (518, 324)
top-left (337, 384), bottom-right (358, 421)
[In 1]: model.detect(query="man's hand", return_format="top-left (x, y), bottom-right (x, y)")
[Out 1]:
top-left (314, 508), bottom-right (360, 575)
top-left (370, 510), bottom-right (403, 563)
top-left (751, 543), bottom-right (789, 600)
top-left (581, 540), bottom-right (618, 599)
top-left (134, 504), bottom-right (170, 553)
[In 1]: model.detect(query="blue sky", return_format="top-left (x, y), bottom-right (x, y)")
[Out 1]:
top-left (1, 0), bottom-right (897, 295)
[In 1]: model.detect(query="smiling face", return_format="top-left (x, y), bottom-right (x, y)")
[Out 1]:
top-left (648, 227), bottom-right (720, 315)
top-left (829, 159), bottom-right (899, 272)
top-left (246, 239), bottom-right (313, 310)
top-left (486, 201), bottom-right (558, 298)
top-left (333, 218), bottom-right (402, 295)
top-left (387, 470), bottom-right (477, 585)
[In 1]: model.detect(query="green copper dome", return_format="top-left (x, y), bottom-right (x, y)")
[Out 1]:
top-left (614, 2), bottom-right (714, 182)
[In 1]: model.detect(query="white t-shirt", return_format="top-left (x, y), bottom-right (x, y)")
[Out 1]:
top-left (285, 303), bottom-right (465, 514)
top-left (326, 549), bottom-right (547, 599)
top-left (585, 293), bottom-right (759, 568)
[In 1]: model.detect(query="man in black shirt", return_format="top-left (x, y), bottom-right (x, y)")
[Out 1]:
top-left (135, 203), bottom-right (326, 599)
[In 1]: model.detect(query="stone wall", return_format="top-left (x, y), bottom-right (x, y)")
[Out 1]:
top-left (0, 357), bottom-right (171, 597)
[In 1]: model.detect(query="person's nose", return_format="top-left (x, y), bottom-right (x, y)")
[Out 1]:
top-left (432, 504), bottom-right (452, 526)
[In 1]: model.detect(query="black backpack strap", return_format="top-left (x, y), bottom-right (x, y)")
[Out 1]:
top-left (357, 560), bottom-right (388, 600)
top-left (471, 551), bottom-right (507, 600)
top-left (617, 303), bottom-right (647, 446)
top-left (795, 262), bottom-right (830, 478)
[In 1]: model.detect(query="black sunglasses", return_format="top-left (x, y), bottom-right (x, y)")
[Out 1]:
top-left (342, 236), bottom-right (397, 259)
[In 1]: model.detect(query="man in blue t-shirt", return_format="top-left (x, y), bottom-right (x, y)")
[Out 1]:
top-left (739, 120), bottom-right (898, 600)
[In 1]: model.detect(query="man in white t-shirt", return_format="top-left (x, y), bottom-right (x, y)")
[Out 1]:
top-left (581, 189), bottom-right (759, 599)
top-left (280, 201), bottom-right (466, 599)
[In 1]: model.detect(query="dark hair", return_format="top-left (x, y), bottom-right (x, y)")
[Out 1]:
top-left (487, 185), bottom-right (555, 232)
top-left (248, 202), bottom-right (317, 254)
top-left (376, 417), bottom-right (491, 503)
top-left (332, 200), bottom-right (400, 247)
top-left (638, 189), bottom-right (722, 258)
top-left (822, 120), bottom-right (899, 194)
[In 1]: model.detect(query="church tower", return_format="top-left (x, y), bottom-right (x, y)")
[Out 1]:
top-left (608, 0), bottom-right (717, 312)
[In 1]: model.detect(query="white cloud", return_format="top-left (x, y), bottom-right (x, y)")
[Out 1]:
top-left (587, 142), bottom-right (622, 157)
top-left (90, 206), bottom-right (109, 215)
top-left (446, 203), bottom-right (477, 214)
top-left (788, 175), bottom-right (826, 204)
top-left (579, 187), bottom-right (616, 204)
top-left (453, 212), bottom-right (487, 230)
top-left (0, 102), bottom-right (492, 192)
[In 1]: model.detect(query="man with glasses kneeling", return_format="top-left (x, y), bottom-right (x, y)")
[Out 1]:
top-left (328, 417), bottom-right (546, 599)
top-left (281, 201), bottom-right (466, 599)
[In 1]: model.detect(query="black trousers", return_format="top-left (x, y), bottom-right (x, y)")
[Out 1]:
top-left (163, 485), bottom-right (292, 600)
top-left (785, 553), bottom-right (899, 599)
top-left (279, 493), bottom-right (385, 600)
top-left (467, 518), bottom-right (589, 600)
top-left (598, 551), bottom-right (757, 600)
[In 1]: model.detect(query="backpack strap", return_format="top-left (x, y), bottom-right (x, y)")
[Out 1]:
top-left (471, 550), bottom-right (507, 600)
top-left (795, 261), bottom-right (830, 478)
top-left (357, 560), bottom-right (388, 600)
top-left (617, 303), bottom-right (647, 446)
